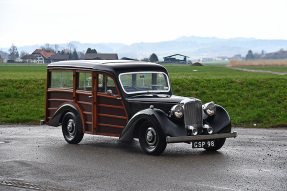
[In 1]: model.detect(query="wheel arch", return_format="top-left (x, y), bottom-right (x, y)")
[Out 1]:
top-left (48, 103), bottom-right (84, 133)
top-left (205, 105), bottom-right (232, 134)
top-left (120, 108), bottom-right (186, 142)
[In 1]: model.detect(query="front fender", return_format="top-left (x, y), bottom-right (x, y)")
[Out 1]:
top-left (48, 103), bottom-right (84, 133)
top-left (120, 108), bottom-right (186, 142)
top-left (204, 105), bottom-right (231, 133)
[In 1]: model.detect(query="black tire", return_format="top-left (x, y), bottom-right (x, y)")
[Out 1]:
top-left (139, 120), bottom-right (167, 155)
top-left (204, 138), bottom-right (226, 151)
top-left (62, 112), bottom-right (84, 144)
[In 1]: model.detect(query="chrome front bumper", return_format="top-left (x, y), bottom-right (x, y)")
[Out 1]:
top-left (166, 132), bottom-right (237, 143)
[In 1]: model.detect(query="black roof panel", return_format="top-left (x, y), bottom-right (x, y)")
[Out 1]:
top-left (47, 60), bottom-right (168, 76)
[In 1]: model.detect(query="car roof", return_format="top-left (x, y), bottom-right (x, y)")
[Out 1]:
top-left (47, 60), bottom-right (168, 76)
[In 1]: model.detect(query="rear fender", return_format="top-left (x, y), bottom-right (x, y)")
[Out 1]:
top-left (48, 103), bottom-right (84, 133)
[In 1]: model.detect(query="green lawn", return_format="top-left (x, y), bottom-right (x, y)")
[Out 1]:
top-left (0, 63), bottom-right (286, 127)
top-left (166, 65), bottom-right (287, 127)
top-left (0, 65), bottom-right (47, 80)
top-left (166, 65), bottom-right (287, 79)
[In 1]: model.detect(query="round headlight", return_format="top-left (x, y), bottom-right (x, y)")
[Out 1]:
top-left (171, 104), bottom-right (184, 118)
top-left (203, 102), bottom-right (216, 116)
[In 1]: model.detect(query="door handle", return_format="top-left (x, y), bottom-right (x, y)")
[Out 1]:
top-left (89, 96), bottom-right (93, 98)
top-left (117, 97), bottom-right (122, 100)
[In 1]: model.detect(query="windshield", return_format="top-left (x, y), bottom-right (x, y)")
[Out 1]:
top-left (119, 72), bottom-right (170, 94)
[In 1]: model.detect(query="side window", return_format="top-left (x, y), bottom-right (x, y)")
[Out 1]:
top-left (50, 71), bottom-right (73, 89)
top-left (77, 72), bottom-right (92, 91)
top-left (97, 74), bottom-right (118, 95)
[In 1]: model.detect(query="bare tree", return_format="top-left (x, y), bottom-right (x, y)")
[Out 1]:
top-left (8, 44), bottom-right (19, 60)
top-left (77, 51), bottom-right (85, 59)
top-left (41, 43), bottom-right (55, 52)
top-left (0, 50), bottom-right (9, 59)
top-left (67, 43), bottom-right (76, 53)
top-left (20, 51), bottom-right (29, 58)
top-left (54, 44), bottom-right (59, 52)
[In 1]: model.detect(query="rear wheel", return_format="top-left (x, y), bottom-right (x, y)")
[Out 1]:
top-left (62, 112), bottom-right (84, 144)
top-left (204, 138), bottom-right (226, 151)
top-left (139, 121), bottom-right (167, 155)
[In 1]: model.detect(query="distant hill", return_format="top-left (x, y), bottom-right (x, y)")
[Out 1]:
top-left (1, 36), bottom-right (287, 60)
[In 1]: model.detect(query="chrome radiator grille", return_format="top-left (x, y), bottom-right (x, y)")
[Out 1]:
top-left (184, 100), bottom-right (202, 128)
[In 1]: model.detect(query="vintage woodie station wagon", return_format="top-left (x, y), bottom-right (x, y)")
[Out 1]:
top-left (45, 60), bottom-right (237, 155)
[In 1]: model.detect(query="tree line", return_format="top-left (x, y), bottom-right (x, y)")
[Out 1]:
top-left (245, 49), bottom-right (287, 60)
top-left (0, 43), bottom-right (90, 61)
top-left (0, 43), bottom-right (160, 63)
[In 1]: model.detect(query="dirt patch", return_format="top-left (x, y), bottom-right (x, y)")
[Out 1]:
top-left (227, 67), bottom-right (287, 75)
top-left (228, 59), bottom-right (287, 67)
top-left (191, 62), bottom-right (203, 66)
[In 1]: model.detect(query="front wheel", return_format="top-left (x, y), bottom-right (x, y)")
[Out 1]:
top-left (204, 138), bottom-right (226, 151)
top-left (62, 112), bottom-right (84, 144)
top-left (139, 121), bottom-right (167, 155)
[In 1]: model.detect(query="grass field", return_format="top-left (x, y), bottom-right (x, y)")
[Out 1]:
top-left (0, 63), bottom-right (286, 127)
top-left (165, 65), bottom-right (287, 127)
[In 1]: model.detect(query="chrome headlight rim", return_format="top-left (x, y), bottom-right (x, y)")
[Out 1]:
top-left (202, 101), bottom-right (216, 116)
top-left (171, 104), bottom-right (184, 118)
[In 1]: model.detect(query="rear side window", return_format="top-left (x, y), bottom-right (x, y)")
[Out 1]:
top-left (77, 72), bottom-right (92, 91)
top-left (50, 71), bottom-right (73, 89)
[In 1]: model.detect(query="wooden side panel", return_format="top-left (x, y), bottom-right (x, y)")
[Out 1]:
top-left (96, 94), bottom-right (128, 136)
top-left (98, 105), bottom-right (126, 117)
top-left (97, 96), bottom-right (123, 107)
top-left (46, 90), bottom-right (73, 121)
top-left (76, 92), bottom-right (92, 133)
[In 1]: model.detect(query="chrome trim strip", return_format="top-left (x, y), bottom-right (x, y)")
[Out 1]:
top-left (166, 132), bottom-right (237, 143)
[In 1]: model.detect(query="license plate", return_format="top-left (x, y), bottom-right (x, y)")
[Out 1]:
top-left (192, 140), bottom-right (215, 148)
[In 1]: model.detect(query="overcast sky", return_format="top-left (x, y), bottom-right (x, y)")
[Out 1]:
top-left (0, 0), bottom-right (287, 48)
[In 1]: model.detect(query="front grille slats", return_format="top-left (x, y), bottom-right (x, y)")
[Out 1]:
top-left (184, 100), bottom-right (202, 128)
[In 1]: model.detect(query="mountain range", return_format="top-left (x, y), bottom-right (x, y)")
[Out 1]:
top-left (2, 36), bottom-right (287, 60)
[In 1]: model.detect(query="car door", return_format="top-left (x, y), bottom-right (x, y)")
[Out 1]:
top-left (95, 73), bottom-right (128, 137)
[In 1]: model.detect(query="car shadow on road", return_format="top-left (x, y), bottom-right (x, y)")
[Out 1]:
top-left (70, 135), bottom-right (226, 158)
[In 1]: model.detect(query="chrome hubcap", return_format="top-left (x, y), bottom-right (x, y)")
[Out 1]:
top-left (67, 119), bottom-right (76, 138)
top-left (146, 127), bottom-right (157, 146)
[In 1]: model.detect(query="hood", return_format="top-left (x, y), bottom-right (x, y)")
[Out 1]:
top-left (126, 94), bottom-right (188, 115)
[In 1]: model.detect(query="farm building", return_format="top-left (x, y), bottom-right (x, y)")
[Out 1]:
top-left (50, 54), bottom-right (70, 62)
top-left (84, 53), bottom-right (118, 60)
top-left (21, 54), bottom-right (37, 63)
top-left (32, 49), bottom-right (55, 63)
top-left (163, 54), bottom-right (189, 64)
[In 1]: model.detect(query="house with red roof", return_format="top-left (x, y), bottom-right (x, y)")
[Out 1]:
top-left (32, 49), bottom-right (55, 63)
